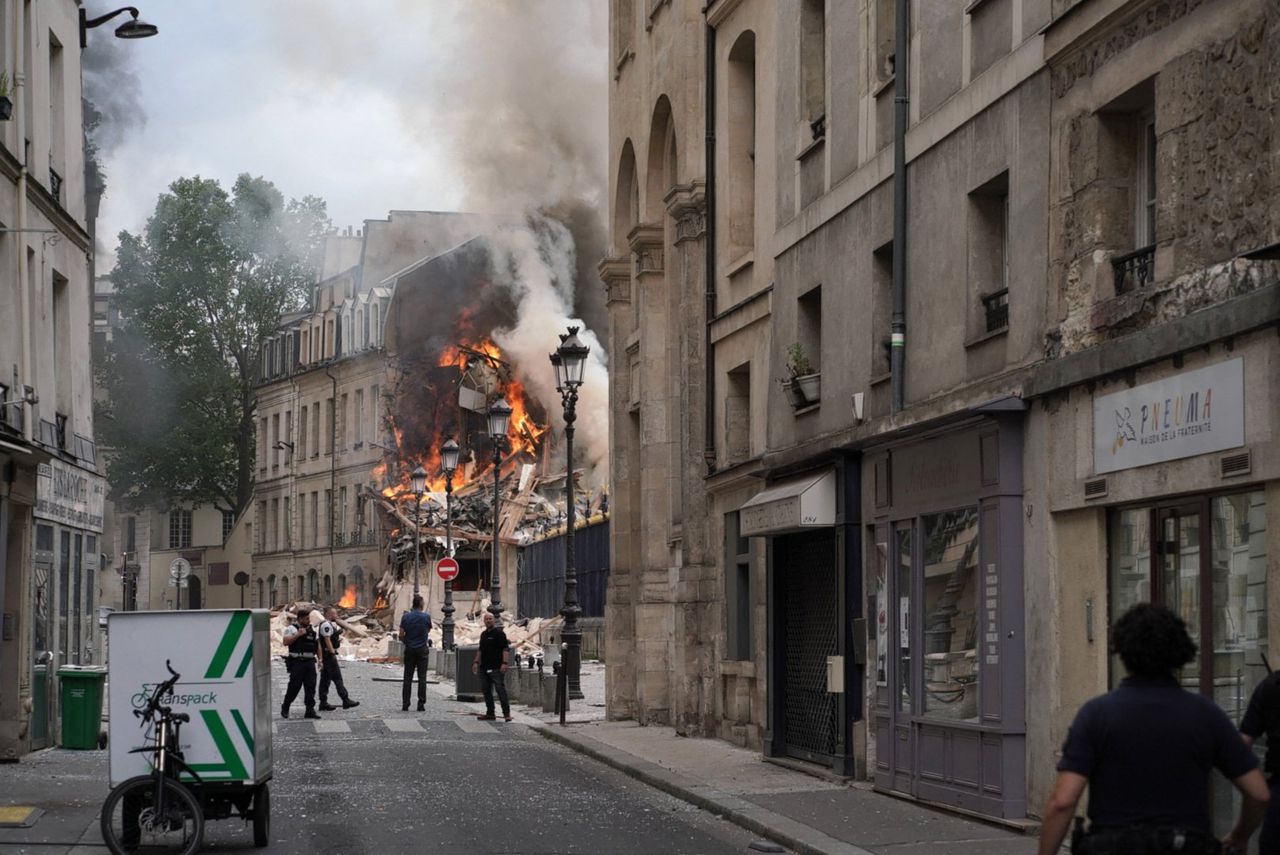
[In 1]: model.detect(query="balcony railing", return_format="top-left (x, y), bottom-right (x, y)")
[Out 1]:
top-left (1112, 244), bottom-right (1156, 294)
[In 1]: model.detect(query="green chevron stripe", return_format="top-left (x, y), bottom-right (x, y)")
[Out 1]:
top-left (205, 612), bottom-right (250, 679)
top-left (231, 708), bottom-right (254, 755)
top-left (200, 709), bottom-right (249, 780)
top-left (234, 642), bottom-right (254, 679)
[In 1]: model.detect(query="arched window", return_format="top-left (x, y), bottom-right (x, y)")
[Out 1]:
top-left (614, 139), bottom-right (639, 247)
top-left (371, 305), bottom-right (381, 347)
top-left (280, 576), bottom-right (289, 604)
top-left (727, 32), bottom-right (757, 257)
top-left (338, 573), bottom-right (347, 593)
top-left (323, 574), bottom-right (332, 599)
top-left (306, 570), bottom-right (316, 602)
top-left (256, 579), bottom-right (265, 607)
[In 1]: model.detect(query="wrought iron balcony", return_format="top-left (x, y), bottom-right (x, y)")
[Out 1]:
top-left (1112, 244), bottom-right (1156, 294)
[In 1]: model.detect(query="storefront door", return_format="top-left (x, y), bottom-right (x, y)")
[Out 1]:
top-left (777, 530), bottom-right (839, 764)
top-left (1110, 490), bottom-right (1268, 843)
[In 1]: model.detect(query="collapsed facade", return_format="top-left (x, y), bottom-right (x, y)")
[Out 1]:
top-left (604, 0), bottom-right (1279, 827)
top-left (251, 212), bottom-right (607, 641)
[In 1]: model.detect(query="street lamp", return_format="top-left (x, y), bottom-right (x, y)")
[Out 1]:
top-left (79, 6), bottom-right (158, 48)
top-left (550, 325), bottom-right (589, 700)
top-left (440, 438), bottom-right (461, 650)
top-left (486, 398), bottom-right (513, 622)
top-left (410, 464), bottom-right (427, 595)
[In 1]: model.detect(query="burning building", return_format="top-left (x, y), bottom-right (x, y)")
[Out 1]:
top-left (250, 210), bottom-right (609, 631)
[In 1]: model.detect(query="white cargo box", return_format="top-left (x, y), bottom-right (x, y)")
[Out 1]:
top-left (108, 609), bottom-right (272, 787)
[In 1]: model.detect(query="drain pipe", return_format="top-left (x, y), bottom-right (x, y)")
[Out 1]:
top-left (889, 0), bottom-right (909, 414)
top-left (13, 0), bottom-right (32, 441)
top-left (325, 365), bottom-right (338, 592)
top-left (703, 15), bottom-right (717, 473)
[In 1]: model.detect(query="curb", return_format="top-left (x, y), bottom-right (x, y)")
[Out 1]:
top-left (532, 723), bottom-right (875, 855)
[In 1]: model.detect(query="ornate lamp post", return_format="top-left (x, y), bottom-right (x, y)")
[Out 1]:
top-left (410, 464), bottom-right (427, 596)
top-left (440, 438), bottom-right (461, 650)
top-left (550, 325), bottom-right (589, 700)
top-left (486, 398), bottom-right (513, 622)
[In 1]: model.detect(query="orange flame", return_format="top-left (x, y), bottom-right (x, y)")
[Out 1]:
top-left (338, 585), bottom-right (357, 609)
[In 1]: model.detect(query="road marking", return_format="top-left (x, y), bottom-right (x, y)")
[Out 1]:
top-left (313, 720), bottom-right (351, 734)
top-left (456, 718), bottom-right (497, 734)
top-left (384, 718), bottom-right (423, 733)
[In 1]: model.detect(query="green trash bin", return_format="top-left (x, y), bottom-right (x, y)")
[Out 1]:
top-left (58, 666), bottom-right (107, 750)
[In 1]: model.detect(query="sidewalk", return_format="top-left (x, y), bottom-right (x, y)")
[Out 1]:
top-left (443, 661), bottom-right (1038, 855)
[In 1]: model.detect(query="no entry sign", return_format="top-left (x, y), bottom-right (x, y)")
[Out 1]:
top-left (436, 557), bottom-right (459, 582)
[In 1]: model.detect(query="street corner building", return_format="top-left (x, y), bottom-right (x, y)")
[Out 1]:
top-left (1, 0), bottom-right (108, 759)
top-left (601, 0), bottom-right (1280, 827)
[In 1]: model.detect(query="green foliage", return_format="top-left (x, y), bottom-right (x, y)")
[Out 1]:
top-left (786, 342), bottom-right (814, 378)
top-left (96, 174), bottom-right (330, 514)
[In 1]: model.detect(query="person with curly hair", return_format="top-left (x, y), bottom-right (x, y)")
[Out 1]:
top-left (1038, 603), bottom-right (1269, 855)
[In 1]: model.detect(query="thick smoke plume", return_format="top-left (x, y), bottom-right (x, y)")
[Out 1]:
top-left (81, 1), bottom-right (147, 155)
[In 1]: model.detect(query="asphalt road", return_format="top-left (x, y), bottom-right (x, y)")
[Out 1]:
top-left (0, 660), bottom-right (772, 855)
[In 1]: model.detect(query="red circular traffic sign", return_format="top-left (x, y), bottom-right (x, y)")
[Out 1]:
top-left (436, 557), bottom-right (459, 581)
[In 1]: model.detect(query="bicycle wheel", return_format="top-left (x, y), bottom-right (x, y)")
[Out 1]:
top-left (101, 775), bottom-right (205, 855)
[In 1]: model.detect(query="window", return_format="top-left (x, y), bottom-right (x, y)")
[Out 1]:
top-left (340, 393), bottom-right (349, 450)
top-left (169, 509), bottom-right (192, 549)
top-left (222, 510), bottom-right (235, 542)
top-left (798, 286), bottom-right (822, 375)
top-left (324, 574), bottom-right (332, 598)
top-left (872, 242), bottom-right (893, 377)
top-left (298, 405), bottom-right (308, 459)
top-left (968, 171), bottom-right (1010, 335)
top-left (257, 501), bottom-right (267, 552)
top-left (125, 516), bottom-right (137, 554)
top-left (612, 0), bottom-right (634, 65)
top-left (325, 490), bottom-right (333, 546)
top-left (800, 0), bottom-right (826, 136)
top-left (311, 492), bottom-right (319, 549)
top-left (920, 508), bottom-right (980, 723)
top-left (260, 417), bottom-right (269, 471)
top-left (727, 32), bottom-right (757, 258)
top-left (1135, 114), bottom-right (1156, 248)
top-left (725, 363), bottom-right (751, 464)
top-left (338, 487), bottom-right (348, 540)
top-left (270, 498), bottom-right (279, 552)
top-left (284, 409), bottom-right (293, 463)
top-left (52, 271), bottom-right (69, 410)
top-left (876, 0), bottom-right (896, 81)
top-left (725, 513), bottom-right (753, 660)
top-left (312, 402), bottom-right (321, 456)
top-left (370, 385), bottom-right (380, 440)
top-left (284, 497), bottom-right (292, 549)
top-left (354, 389), bottom-right (364, 447)
top-left (49, 33), bottom-right (65, 179)
top-left (272, 414), bottom-right (281, 467)
top-left (324, 399), bottom-right (334, 455)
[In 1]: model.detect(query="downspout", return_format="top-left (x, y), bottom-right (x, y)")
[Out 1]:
top-left (889, 0), bottom-right (909, 414)
top-left (325, 365), bottom-right (338, 596)
top-left (703, 14), bottom-right (717, 473)
top-left (14, 0), bottom-right (32, 441)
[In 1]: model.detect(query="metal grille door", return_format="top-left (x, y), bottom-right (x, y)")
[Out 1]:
top-left (780, 530), bottom-right (838, 761)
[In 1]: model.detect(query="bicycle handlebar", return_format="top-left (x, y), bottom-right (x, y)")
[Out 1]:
top-left (138, 660), bottom-right (182, 723)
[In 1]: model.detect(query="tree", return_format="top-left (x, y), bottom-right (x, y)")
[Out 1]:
top-left (96, 174), bottom-right (330, 516)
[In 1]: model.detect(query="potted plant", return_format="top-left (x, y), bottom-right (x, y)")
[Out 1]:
top-left (0, 71), bottom-right (11, 122)
top-left (786, 342), bottom-right (821, 405)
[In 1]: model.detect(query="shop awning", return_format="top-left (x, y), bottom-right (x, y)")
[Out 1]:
top-left (739, 470), bottom-right (836, 537)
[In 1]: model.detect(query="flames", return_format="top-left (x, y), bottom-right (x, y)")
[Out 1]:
top-left (375, 334), bottom-right (551, 502)
top-left (338, 585), bottom-right (357, 608)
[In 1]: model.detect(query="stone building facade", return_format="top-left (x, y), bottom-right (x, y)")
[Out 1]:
top-left (604, 0), bottom-right (1279, 824)
top-left (0, 0), bottom-right (106, 759)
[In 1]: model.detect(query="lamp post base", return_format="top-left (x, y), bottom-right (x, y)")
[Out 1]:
top-left (563, 632), bottom-right (584, 700)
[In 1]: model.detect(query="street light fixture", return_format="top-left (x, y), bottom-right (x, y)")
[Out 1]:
top-left (80, 6), bottom-right (158, 48)
top-left (440, 438), bottom-right (461, 651)
top-left (486, 398), bottom-right (513, 623)
top-left (410, 464), bottom-right (427, 596)
top-left (550, 325), bottom-right (589, 700)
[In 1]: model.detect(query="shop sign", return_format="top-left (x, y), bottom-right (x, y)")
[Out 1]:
top-left (740, 470), bottom-right (836, 537)
top-left (1093, 358), bottom-right (1244, 475)
top-left (35, 460), bottom-right (106, 532)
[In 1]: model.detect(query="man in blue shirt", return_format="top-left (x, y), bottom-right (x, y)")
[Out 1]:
top-left (398, 595), bottom-right (433, 712)
top-left (1038, 603), bottom-right (1268, 854)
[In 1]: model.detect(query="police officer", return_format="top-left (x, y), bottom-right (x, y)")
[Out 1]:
top-left (318, 605), bottom-right (359, 712)
top-left (1240, 666), bottom-right (1280, 852)
top-left (281, 608), bottom-right (322, 720)
top-left (1039, 603), bottom-right (1268, 854)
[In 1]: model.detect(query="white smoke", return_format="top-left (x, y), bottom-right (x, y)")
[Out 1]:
top-left (485, 219), bottom-right (610, 484)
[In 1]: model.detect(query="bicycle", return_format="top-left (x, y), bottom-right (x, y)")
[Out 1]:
top-left (100, 660), bottom-right (205, 855)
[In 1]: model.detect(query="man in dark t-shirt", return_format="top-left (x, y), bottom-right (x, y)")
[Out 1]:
top-left (1240, 670), bottom-right (1280, 852)
top-left (399, 595), bottom-right (433, 712)
top-left (1038, 603), bottom-right (1268, 855)
top-left (471, 611), bottom-right (511, 721)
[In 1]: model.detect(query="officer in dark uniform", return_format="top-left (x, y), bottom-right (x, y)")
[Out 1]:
top-left (1240, 666), bottom-right (1280, 852)
top-left (1038, 603), bottom-right (1268, 855)
top-left (318, 605), bottom-right (359, 712)
top-left (281, 608), bottom-right (322, 720)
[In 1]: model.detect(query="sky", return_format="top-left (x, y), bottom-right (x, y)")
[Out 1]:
top-left (85, 1), bottom-right (609, 267)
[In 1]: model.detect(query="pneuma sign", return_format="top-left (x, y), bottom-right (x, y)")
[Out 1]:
top-left (1093, 358), bottom-right (1245, 475)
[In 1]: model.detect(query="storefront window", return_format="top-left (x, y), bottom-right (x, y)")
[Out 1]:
top-left (1108, 508), bottom-right (1151, 687)
top-left (896, 527), bottom-right (912, 712)
top-left (1210, 492), bottom-right (1267, 720)
top-left (922, 508), bottom-right (980, 722)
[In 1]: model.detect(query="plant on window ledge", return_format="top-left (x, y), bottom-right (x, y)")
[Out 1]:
top-left (0, 71), bottom-right (11, 121)
top-left (784, 342), bottom-right (821, 407)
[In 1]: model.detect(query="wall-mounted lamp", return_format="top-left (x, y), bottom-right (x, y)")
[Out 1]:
top-left (272, 441), bottom-right (295, 453)
top-left (80, 6), bottom-right (158, 48)
top-left (851, 392), bottom-right (865, 423)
